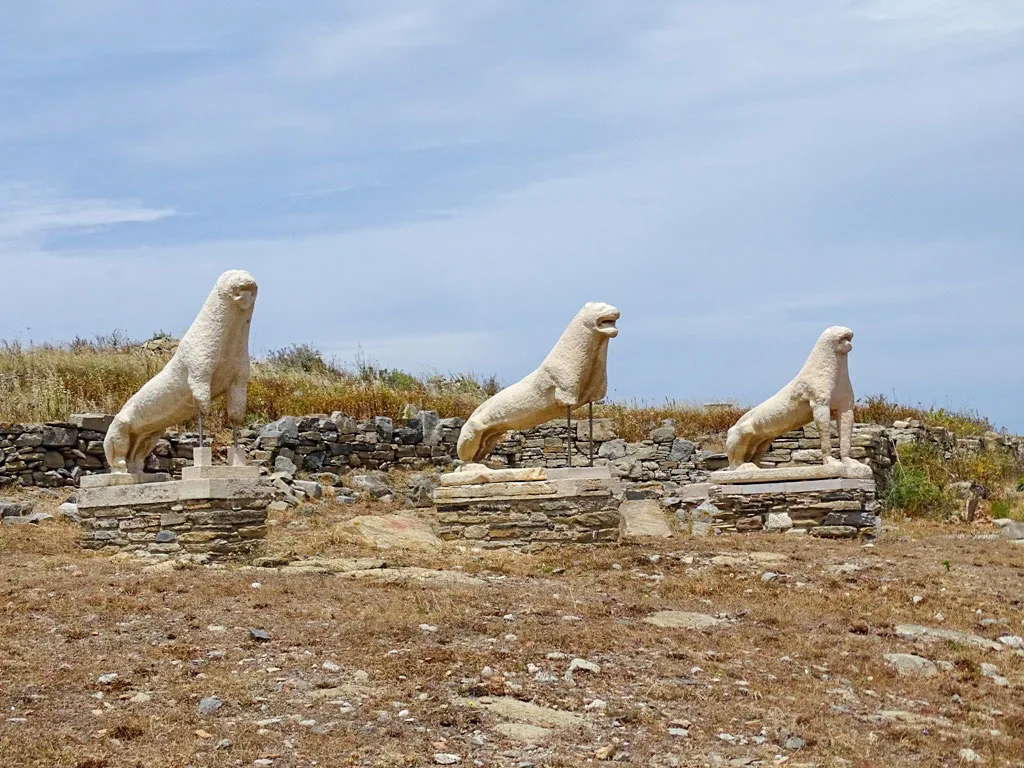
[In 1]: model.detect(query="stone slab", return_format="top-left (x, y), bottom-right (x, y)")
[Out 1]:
top-left (80, 472), bottom-right (172, 489)
top-left (342, 514), bottom-right (443, 550)
top-left (546, 466), bottom-right (612, 481)
top-left (78, 478), bottom-right (272, 509)
top-left (435, 473), bottom-right (618, 506)
top-left (181, 464), bottom-right (261, 481)
top-left (712, 477), bottom-right (876, 495)
top-left (434, 481), bottom-right (558, 502)
top-left (710, 462), bottom-right (873, 485)
top-left (679, 483), bottom-right (711, 501)
top-left (440, 466), bottom-right (548, 486)
top-left (643, 611), bottom-right (728, 630)
top-left (455, 696), bottom-right (582, 729)
top-left (619, 499), bottom-right (673, 538)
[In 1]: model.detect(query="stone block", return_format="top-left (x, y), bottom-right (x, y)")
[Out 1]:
top-left (69, 414), bottom-right (115, 433)
top-left (576, 418), bottom-right (616, 442)
top-left (181, 464), bottom-right (261, 481)
top-left (434, 481), bottom-right (558, 503)
top-left (822, 511), bottom-right (876, 527)
top-left (42, 425), bottom-right (79, 448)
top-left (619, 500), bottom-right (672, 538)
top-left (43, 451), bottom-right (65, 469)
top-left (765, 512), bottom-right (793, 532)
top-left (808, 525), bottom-right (858, 539)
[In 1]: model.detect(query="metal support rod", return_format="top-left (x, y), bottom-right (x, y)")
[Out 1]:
top-left (589, 401), bottom-right (594, 467)
top-left (232, 425), bottom-right (240, 451)
top-left (197, 410), bottom-right (205, 448)
top-left (566, 406), bottom-right (572, 467)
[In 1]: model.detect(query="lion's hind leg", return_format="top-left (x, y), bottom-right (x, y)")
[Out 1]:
top-left (457, 418), bottom-right (485, 464)
top-left (748, 437), bottom-right (775, 468)
top-left (726, 422), bottom-right (759, 470)
top-left (474, 429), bottom-right (508, 464)
top-left (127, 430), bottom-right (164, 474)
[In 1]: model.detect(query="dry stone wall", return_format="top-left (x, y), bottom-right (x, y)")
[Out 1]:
top-left (1, 410), bottom-right (1021, 498)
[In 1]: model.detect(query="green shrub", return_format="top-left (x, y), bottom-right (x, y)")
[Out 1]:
top-left (265, 344), bottom-right (336, 375)
top-left (991, 499), bottom-right (1014, 519)
top-left (886, 459), bottom-right (952, 517)
top-left (885, 441), bottom-right (1024, 518)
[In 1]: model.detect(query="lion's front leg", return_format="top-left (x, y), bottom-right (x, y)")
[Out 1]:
top-left (837, 407), bottom-right (854, 462)
top-left (813, 402), bottom-right (840, 466)
top-left (225, 376), bottom-right (247, 426)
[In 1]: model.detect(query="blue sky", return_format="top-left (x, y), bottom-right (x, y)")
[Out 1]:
top-left (2, 1), bottom-right (1023, 429)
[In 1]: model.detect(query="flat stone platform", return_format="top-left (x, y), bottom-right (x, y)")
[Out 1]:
top-left (434, 464), bottom-right (623, 548)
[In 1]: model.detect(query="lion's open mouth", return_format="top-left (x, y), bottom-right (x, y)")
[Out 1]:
top-left (596, 310), bottom-right (620, 337)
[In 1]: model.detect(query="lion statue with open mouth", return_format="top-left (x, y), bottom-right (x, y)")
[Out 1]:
top-left (456, 301), bottom-right (620, 464)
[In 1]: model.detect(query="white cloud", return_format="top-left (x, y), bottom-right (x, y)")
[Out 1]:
top-left (856, 0), bottom-right (1024, 38)
top-left (0, 184), bottom-right (173, 243)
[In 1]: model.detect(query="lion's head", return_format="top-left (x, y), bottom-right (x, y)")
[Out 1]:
top-left (538, 301), bottom-right (620, 406)
top-left (579, 301), bottom-right (621, 338)
top-left (820, 325), bottom-right (853, 356)
top-left (215, 269), bottom-right (258, 312)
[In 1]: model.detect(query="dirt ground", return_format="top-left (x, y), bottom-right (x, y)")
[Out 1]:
top-left (1, 492), bottom-right (1022, 768)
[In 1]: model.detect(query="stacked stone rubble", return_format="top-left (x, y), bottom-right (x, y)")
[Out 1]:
top-left (434, 469), bottom-right (622, 548)
top-left (679, 479), bottom-right (878, 538)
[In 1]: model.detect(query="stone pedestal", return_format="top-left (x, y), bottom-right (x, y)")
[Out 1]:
top-left (77, 452), bottom-right (271, 559)
top-left (434, 464), bottom-right (622, 548)
top-left (182, 446), bottom-right (260, 480)
top-left (681, 466), bottom-right (879, 538)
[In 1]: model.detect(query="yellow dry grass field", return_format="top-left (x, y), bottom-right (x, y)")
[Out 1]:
top-left (1, 496), bottom-right (1022, 768)
top-left (0, 339), bottom-right (993, 443)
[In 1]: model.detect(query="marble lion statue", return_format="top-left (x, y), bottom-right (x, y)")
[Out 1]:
top-left (103, 270), bottom-right (258, 473)
top-left (456, 301), bottom-right (620, 464)
top-left (725, 325), bottom-right (867, 473)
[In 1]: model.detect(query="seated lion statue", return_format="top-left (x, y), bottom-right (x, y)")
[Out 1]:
top-left (725, 325), bottom-right (868, 474)
top-left (103, 270), bottom-right (257, 474)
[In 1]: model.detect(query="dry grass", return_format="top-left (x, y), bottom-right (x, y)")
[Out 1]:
top-left (1, 496), bottom-right (1022, 768)
top-left (592, 401), bottom-right (744, 443)
top-left (0, 338), bottom-right (1004, 443)
top-left (0, 339), bottom-right (486, 431)
top-left (857, 394), bottom-right (993, 436)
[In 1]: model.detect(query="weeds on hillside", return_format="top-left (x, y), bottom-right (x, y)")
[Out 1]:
top-left (593, 400), bottom-right (744, 443)
top-left (857, 394), bottom-right (992, 436)
top-left (885, 441), bottom-right (1023, 518)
